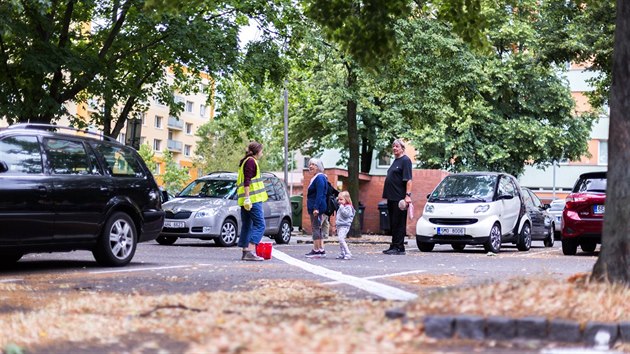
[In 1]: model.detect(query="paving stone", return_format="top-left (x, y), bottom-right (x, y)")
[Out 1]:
top-left (454, 315), bottom-right (485, 340)
top-left (384, 308), bottom-right (406, 320)
top-left (516, 316), bottom-right (548, 339)
top-left (486, 316), bottom-right (516, 340)
top-left (548, 319), bottom-right (582, 343)
top-left (619, 322), bottom-right (630, 342)
top-left (583, 322), bottom-right (618, 348)
top-left (423, 315), bottom-right (455, 339)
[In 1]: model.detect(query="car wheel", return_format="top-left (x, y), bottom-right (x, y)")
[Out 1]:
top-left (451, 244), bottom-right (465, 251)
top-left (216, 219), bottom-right (238, 247)
top-left (416, 237), bottom-right (435, 252)
top-left (0, 253), bottom-right (23, 266)
top-left (554, 230), bottom-right (562, 241)
top-left (274, 218), bottom-right (292, 244)
top-left (156, 236), bottom-right (178, 245)
top-left (562, 238), bottom-right (578, 255)
top-left (517, 222), bottom-right (532, 251)
top-left (92, 212), bottom-right (137, 267)
top-left (484, 223), bottom-right (502, 253)
top-left (580, 240), bottom-right (597, 253)
top-left (543, 226), bottom-right (555, 248)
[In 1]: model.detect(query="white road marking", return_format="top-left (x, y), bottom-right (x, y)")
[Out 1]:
top-left (272, 249), bottom-right (417, 301)
top-left (0, 278), bottom-right (22, 283)
top-left (89, 265), bottom-right (193, 275)
top-left (321, 269), bottom-right (427, 285)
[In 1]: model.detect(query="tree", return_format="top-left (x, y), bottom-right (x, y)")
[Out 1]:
top-left (161, 150), bottom-right (190, 194)
top-left (138, 143), bottom-right (158, 172)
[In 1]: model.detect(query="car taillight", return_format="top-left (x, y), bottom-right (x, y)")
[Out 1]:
top-left (565, 195), bottom-right (588, 209)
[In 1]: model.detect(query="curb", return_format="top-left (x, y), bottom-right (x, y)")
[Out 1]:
top-left (386, 312), bottom-right (630, 349)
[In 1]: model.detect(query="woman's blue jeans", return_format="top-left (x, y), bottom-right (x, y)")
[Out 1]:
top-left (238, 202), bottom-right (266, 248)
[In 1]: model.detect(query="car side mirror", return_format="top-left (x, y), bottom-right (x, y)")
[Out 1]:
top-left (426, 193), bottom-right (430, 199)
top-left (161, 190), bottom-right (170, 202)
top-left (0, 161), bottom-right (7, 173)
top-left (543, 203), bottom-right (550, 209)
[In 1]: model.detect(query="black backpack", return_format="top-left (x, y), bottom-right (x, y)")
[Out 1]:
top-left (324, 180), bottom-right (340, 216)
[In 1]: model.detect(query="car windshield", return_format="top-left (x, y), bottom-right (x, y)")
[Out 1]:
top-left (549, 201), bottom-right (566, 211)
top-left (178, 179), bottom-right (236, 199)
top-left (574, 177), bottom-right (607, 193)
top-left (429, 174), bottom-right (497, 202)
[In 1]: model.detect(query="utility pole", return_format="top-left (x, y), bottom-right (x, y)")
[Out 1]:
top-left (283, 82), bottom-right (289, 189)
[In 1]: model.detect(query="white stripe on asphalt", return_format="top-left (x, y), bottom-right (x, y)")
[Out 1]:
top-left (0, 278), bottom-right (22, 283)
top-left (89, 265), bottom-right (192, 274)
top-left (272, 249), bottom-right (417, 301)
top-left (321, 269), bottom-right (427, 286)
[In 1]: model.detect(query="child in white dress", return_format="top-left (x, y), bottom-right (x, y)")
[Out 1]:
top-left (335, 191), bottom-right (355, 260)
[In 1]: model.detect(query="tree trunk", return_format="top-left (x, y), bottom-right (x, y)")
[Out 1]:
top-left (591, 0), bottom-right (630, 285)
top-left (345, 64), bottom-right (361, 236)
top-left (360, 135), bottom-right (373, 173)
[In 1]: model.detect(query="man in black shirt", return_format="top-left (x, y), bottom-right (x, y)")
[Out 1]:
top-left (382, 139), bottom-right (413, 255)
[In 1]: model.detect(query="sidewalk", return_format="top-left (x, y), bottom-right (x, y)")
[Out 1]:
top-left (291, 233), bottom-right (394, 245)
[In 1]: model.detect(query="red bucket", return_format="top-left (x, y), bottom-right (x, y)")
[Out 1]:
top-left (256, 242), bottom-right (273, 260)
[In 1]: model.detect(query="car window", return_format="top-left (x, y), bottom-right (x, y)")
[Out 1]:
top-left (498, 176), bottom-right (517, 197)
top-left (44, 138), bottom-right (98, 175)
top-left (529, 190), bottom-right (543, 208)
top-left (179, 179), bottom-right (236, 199)
top-left (0, 135), bottom-right (43, 175)
top-left (521, 189), bottom-right (533, 207)
top-left (549, 201), bottom-right (565, 211)
top-left (574, 176), bottom-right (607, 193)
top-left (92, 143), bottom-right (144, 177)
top-left (273, 178), bottom-right (287, 201)
top-left (263, 178), bottom-right (278, 201)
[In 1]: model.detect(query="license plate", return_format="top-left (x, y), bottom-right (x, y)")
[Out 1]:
top-left (593, 205), bottom-right (605, 214)
top-left (164, 221), bottom-right (185, 228)
top-left (437, 227), bottom-right (465, 235)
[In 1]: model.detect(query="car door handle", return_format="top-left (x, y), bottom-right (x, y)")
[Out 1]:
top-left (99, 186), bottom-right (110, 192)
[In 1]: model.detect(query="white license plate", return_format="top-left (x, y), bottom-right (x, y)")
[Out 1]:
top-left (593, 205), bottom-right (605, 214)
top-left (164, 221), bottom-right (185, 228)
top-left (437, 227), bottom-right (465, 235)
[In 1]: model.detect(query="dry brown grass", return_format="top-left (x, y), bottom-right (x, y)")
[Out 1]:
top-left (0, 273), bottom-right (629, 353)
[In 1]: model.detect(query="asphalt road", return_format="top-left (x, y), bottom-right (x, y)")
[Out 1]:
top-left (0, 234), bottom-right (598, 301)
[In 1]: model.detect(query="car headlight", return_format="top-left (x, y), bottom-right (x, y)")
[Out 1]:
top-left (195, 209), bottom-right (219, 218)
top-left (424, 204), bottom-right (434, 213)
top-left (474, 204), bottom-right (490, 213)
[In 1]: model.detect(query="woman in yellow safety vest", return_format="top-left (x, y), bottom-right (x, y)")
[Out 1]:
top-left (237, 141), bottom-right (268, 261)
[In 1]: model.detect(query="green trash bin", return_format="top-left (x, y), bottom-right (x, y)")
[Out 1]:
top-left (290, 195), bottom-right (303, 230)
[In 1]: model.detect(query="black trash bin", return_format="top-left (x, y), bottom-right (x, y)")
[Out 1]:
top-left (290, 195), bottom-right (303, 231)
top-left (357, 202), bottom-right (365, 232)
top-left (378, 201), bottom-right (390, 234)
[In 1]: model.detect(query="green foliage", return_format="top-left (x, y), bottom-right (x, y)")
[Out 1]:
top-left (161, 150), bottom-right (189, 194)
top-left (2, 343), bottom-right (24, 354)
top-left (138, 143), bottom-right (157, 172)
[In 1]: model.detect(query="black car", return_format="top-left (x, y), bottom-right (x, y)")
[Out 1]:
top-left (520, 187), bottom-right (554, 247)
top-left (0, 124), bottom-right (165, 266)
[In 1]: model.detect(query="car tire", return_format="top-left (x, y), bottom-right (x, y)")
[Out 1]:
top-left (274, 218), bottom-right (292, 244)
top-left (156, 236), bottom-right (178, 245)
top-left (517, 222), bottom-right (532, 251)
top-left (543, 227), bottom-right (555, 248)
top-left (580, 240), bottom-right (597, 253)
top-left (0, 253), bottom-right (23, 265)
top-left (451, 244), bottom-right (465, 251)
top-left (554, 230), bottom-right (562, 241)
top-left (216, 219), bottom-right (238, 247)
top-left (562, 238), bottom-right (578, 255)
top-left (484, 223), bottom-right (502, 253)
top-left (416, 238), bottom-right (435, 252)
top-left (92, 212), bottom-right (137, 267)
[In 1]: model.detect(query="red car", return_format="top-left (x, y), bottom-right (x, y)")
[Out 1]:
top-left (561, 171), bottom-right (606, 255)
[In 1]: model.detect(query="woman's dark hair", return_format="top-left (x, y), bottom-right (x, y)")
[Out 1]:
top-left (239, 141), bottom-right (263, 166)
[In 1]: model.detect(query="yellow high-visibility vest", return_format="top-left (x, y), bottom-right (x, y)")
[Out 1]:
top-left (237, 157), bottom-right (268, 205)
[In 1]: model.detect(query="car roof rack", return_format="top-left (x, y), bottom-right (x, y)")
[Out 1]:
top-left (7, 123), bottom-right (118, 143)
top-left (207, 171), bottom-right (235, 175)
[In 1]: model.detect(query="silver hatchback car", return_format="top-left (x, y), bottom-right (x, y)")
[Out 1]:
top-left (159, 172), bottom-right (292, 246)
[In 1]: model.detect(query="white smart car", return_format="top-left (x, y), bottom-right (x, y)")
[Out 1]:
top-left (416, 172), bottom-right (531, 253)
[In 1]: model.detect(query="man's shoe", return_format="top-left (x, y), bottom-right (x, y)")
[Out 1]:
top-left (305, 249), bottom-right (318, 257)
top-left (384, 249), bottom-right (405, 255)
top-left (243, 251), bottom-right (264, 261)
top-left (306, 250), bottom-right (326, 258)
top-left (382, 248), bottom-right (395, 254)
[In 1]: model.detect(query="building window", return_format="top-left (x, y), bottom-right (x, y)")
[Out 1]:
top-left (200, 104), bottom-right (206, 118)
top-left (153, 139), bottom-right (162, 152)
top-left (185, 123), bottom-right (193, 135)
top-left (140, 137), bottom-right (146, 145)
top-left (137, 112), bottom-right (146, 126)
top-left (154, 164), bottom-right (161, 175)
top-left (186, 101), bottom-right (194, 113)
top-left (155, 115), bottom-right (163, 129)
top-left (377, 150), bottom-right (392, 167)
top-left (303, 156), bottom-right (311, 169)
top-left (599, 140), bottom-right (608, 165)
top-left (184, 145), bottom-right (192, 156)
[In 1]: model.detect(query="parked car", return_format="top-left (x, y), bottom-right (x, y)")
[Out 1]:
top-left (0, 124), bottom-right (165, 266)
top-left (546, 199), bottom-right (565, 240)
top-left (520, 187), bottom-right (554, 247)
top-left (561, 171), bottom-right (606, 255)
top-left (159, 171), bottom-right (292, 246)
top-left (416, 172), bottom-right (531, 253)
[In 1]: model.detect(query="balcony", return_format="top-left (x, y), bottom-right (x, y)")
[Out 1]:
top-left (167, 139), bottom-right (183, 153)
top-left (167, 116), bottom-right (184, 130)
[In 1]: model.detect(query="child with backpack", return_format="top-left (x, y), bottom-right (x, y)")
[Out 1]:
top-left (335, 191), bottom-right (355, 260)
